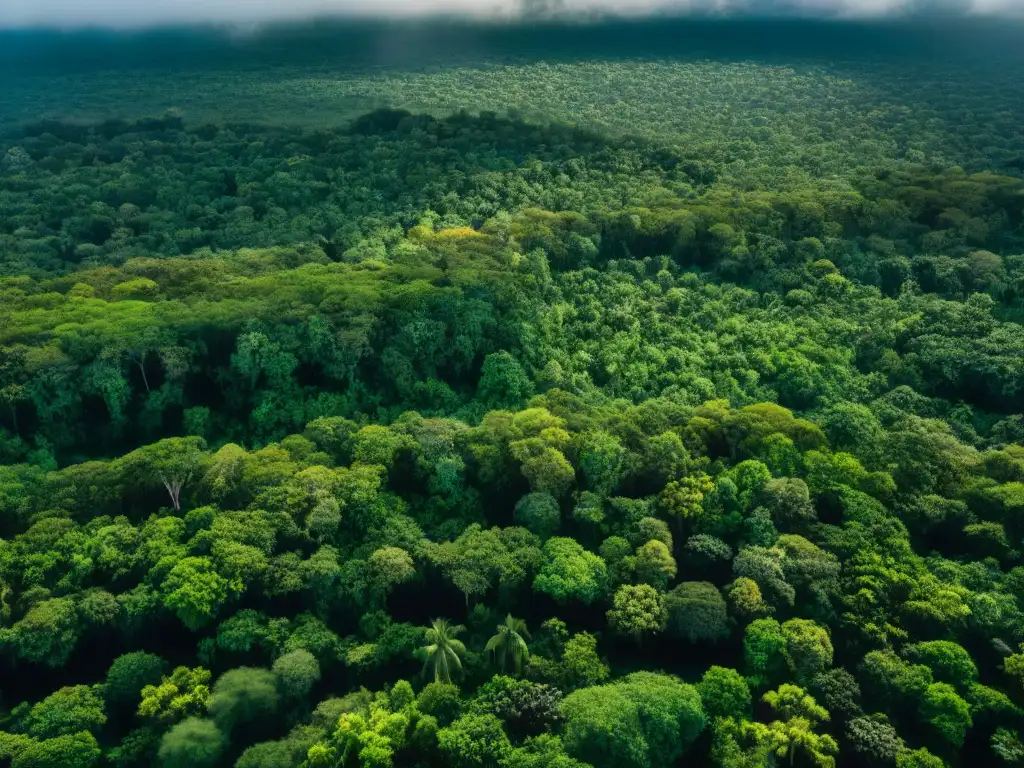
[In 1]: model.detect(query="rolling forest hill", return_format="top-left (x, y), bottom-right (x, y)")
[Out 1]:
top-left (1, 110), bottom-right (1023, 463)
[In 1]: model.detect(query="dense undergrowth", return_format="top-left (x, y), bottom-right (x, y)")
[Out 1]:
top-left (1, 24), bottom-right (1023, 768)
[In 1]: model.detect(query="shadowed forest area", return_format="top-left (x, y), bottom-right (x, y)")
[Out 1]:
top-left (1, 17), bottom-right (1024, 768)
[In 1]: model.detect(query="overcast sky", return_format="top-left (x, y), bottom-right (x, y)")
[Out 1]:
top-left (1, 0), bottom-right (1021, 29)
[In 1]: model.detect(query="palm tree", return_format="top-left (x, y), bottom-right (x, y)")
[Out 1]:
top-left (421, 618), bottom-right (467, 684)
top-left (485, 615), bottom-right (531, 674)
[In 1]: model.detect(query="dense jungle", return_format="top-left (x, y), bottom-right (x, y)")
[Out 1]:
top-left (1, 15), bottom-right (1023, 768)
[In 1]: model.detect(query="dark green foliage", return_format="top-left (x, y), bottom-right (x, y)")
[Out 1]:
top-left (23, 686), bottom-right (106, 739)
top-left (478, 352), bottom-right (534, 411)
top-left (437, 713), bottom-right (512, 768)
top-left (809, 668), bottom-right (862, 719)
top-left (421, 619), bottom-right (467, 684)
top-left (485, 615), bottom-right (532, 675)
top-left (416, 683), bottom-right (464, 726)
top-left (271, 649), bottom-right (321, 700)
top-left (106, 728), bottom-right (160, 768)
top-left (156, 718), bottom-right (224, 768)
top-left (207, 668), bottom-right (280, 733)
top-left (103, 653), bottom-right (167, 707)
top-left (514, 493), bottom-right (562, 539)
top-left (920, 683), bottom-right (972, 747)
top-left (780, 618), bottom-right (833, 682)
top-left (683, 535), bottom-right (732, 568)
top-left (0, 598), bottom-right (81, 667)
top-left (743, 619), bottom-right (789, 688)
top-left (11, 732), bottom-right (101, 768)
top-left (846, 715), bottom-right (904, 764)
top-left (561, 672), bottom-right (705, 768)
top-left (233, 741), bottom-right (295, 768)
top-left (903, 641), bottom-right (978, 691)
top-left (664, 582), bottom-right (730, 644)
top-left (472, 676), bottom-right (563, 738)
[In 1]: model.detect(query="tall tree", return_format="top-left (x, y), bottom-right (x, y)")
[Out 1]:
top-left (485, 615), bottom-right (531, 675)
top-left (762, 684), bottom-right (838, 768)
top-left (121, 437), bottom-right (207, 512)
top-left (422, 619), bottom-right (467, 685)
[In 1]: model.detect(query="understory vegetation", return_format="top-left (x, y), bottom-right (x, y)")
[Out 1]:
top-left (1, 20), bottom-right (1023, 768)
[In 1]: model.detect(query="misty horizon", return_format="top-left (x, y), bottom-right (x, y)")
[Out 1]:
top-left (2, 0), bottom-right (1023, 31)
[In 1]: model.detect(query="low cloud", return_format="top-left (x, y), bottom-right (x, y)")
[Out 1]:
top-left (0, 0), bottom-right (1021, 29)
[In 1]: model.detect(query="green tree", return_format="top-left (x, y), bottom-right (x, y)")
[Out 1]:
top-left (859, 651), bottom-right (933, 708)
top-left (106, 727), bottom-right (160, 768)
top-left (561, 672), bottom-right (704, 768)
top-left (437, 713), bottom-right (512, 768)
top-left (0, 597), bottom-right (81, 667)
top-left (534, 538), bottom-right (607, 605)
top-left (207, 667), bottom-right (280, 733)
top-left (658, 473), bottom-right (714, 533)
top-left (903, 641), bottom-right (978, 691)
top-left (160, 557), bottom-right (229, 631)
top-left (744, 618), bottom-right (788, 688)
top-left (477, 351), bottom-right (533, 410)
top-left (121, 437), bottom-right (207, 512)
top-left (510, 438), bottom-right (576, 498)
top-left (697, 667), bottom-right (752, 721)
top-left (24, 685), bottom-right (106, 739)
top-left (485, 615), bottom-right (531, 674)
top-left (762, 685), bottom-right (837, 768)
top-left (351, 425), bottom-right (415, 469)
top-left (763, 684), bottom-right (830, 722)
top-left (514, 493), bottom-right (562, 539)
top-left (1005, 646), bottom-right (1024, 691)
top-left (272, 649), bottom-right (321, 700)
top-left (103, 652), bottom-right (166, 707)
top-left (138, 666), bottom-right (211, 723)
top-left (683, 535), bottom-right (732, 570)
top-left (471, 676), bottom-right (562, 739)
top-left (557, 632), bottom-right (609, 690)
top-left (632, 540), bottom-right (677, 591)
top-left (919, 682), bottom-right (972, 748)
top-left (0, 346), bottom-right (28, 436)
top-left (664, 582), bottom-right (730, 643)
top-left (990, 728), bottom-right (1024, 765)
top-left (781, 619), bottom-right (833, 682)
top-left (809, 668), bottom-right (862, 719)
top-left (11, 732), bottom-right (101, 768)
top-left (503, 733), bottom-right (589, 768)
top-left (417, 682), bottom-right (463, 726)
top-left (422, 619), bottom-right (467, 685)
top-left (607, 584), bottom-right (666, 646)
top-left (157, 718), bottom-right (224, 768)
top-left (577, 431), bottom-right (628, 497)
top-left (733, 546), bottom-right (795, 608)
top-left (366, 547), bottom-right (416, 603)
top-left (727, 577), bottom-right (770, 619)
top-left (966, 683), bottom-right (1020, 727)
top-left (711, 717), bottom-right (788, 768)
top-left (845, 715), bottom-right (904, 765)
top-left (632, 518), bottom-right (673, 550)
top-left (896, 747), bottom-right (946, 768)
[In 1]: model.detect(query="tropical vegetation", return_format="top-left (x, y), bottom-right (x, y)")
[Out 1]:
top-left (0, 16), bottom-right (1023, 768)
